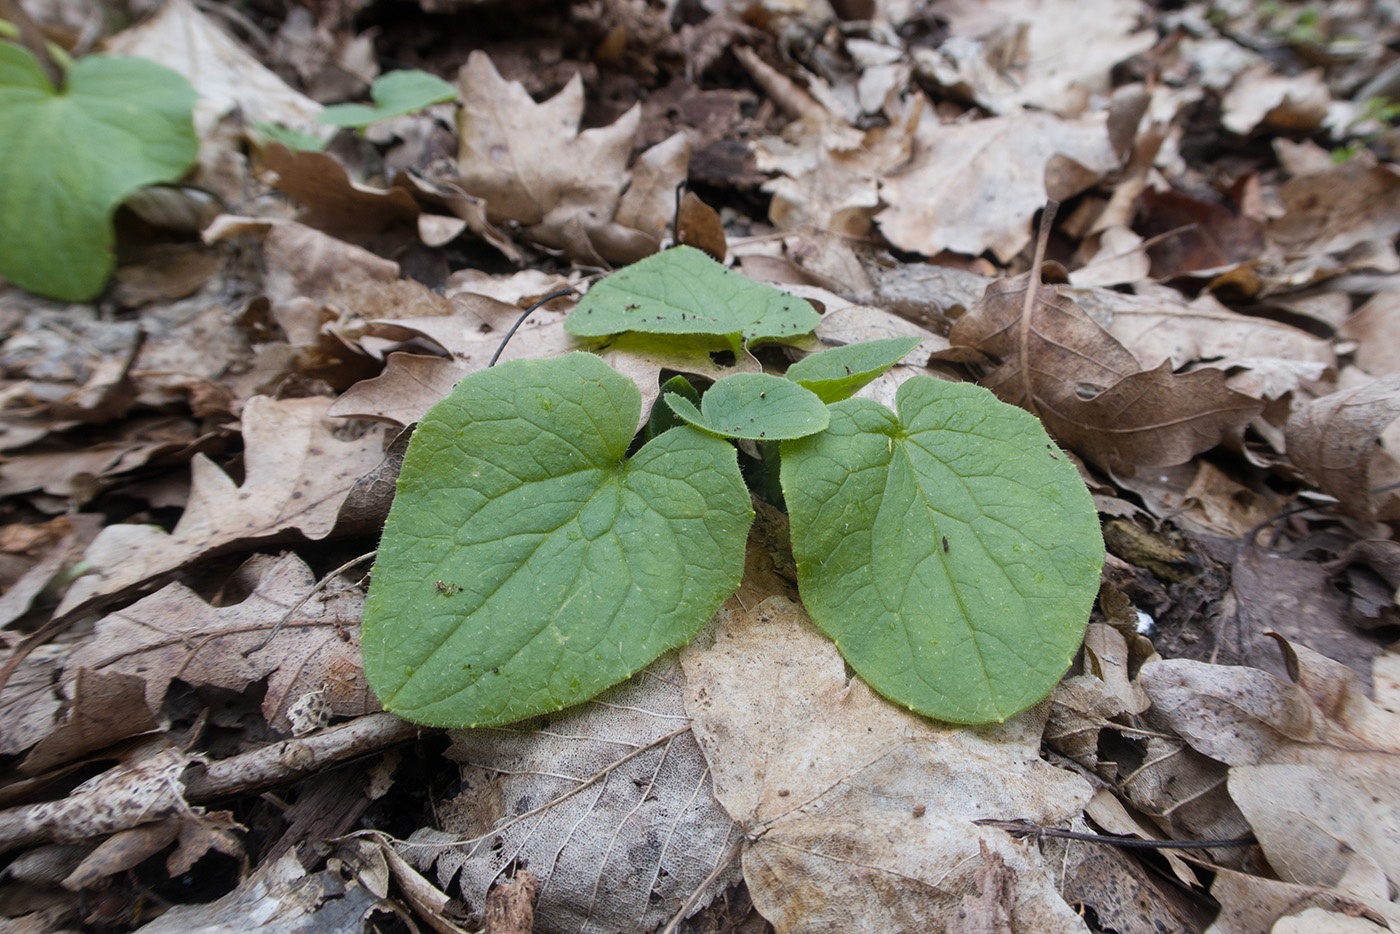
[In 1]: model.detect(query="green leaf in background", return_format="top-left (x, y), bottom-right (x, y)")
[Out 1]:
top-left (781, 377), bottom-right (1104, 723)
top-left (566, 246), bottom-right (822, 348)
top-left (362, 353), bottom-right (753, 727)
top-left (319, 69), bottom-right (458, 128)
top-left (786, 336), bottom-right (923, 403)
top-left (251, 120), bottom-right (328, 152)
top-left (0, 45), bottom-right (197, 301)
top-left (648, 374), bottom-right (701, 439)
top-left (666, 372), bottom-right (828, 441)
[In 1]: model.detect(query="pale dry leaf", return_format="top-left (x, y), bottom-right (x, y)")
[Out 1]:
top-left (1221, 65), bottom-right (1331, 136)
top-left (102, 0), bottom-right (325, 137)
top-left (0, 649), bottom-right (64, 756)
top-left (948, 277), bottom-right (1264, 472)
top-left (22, 746), bottom-right (195, 846)
top-left (404, 654), bottom-right (741, 934)
top-left (878, 110), bottom-right (1119, 261)
top-left (1268, 161), bottom-right (1400, 259)
top-left (1286, 372), bottom-right (1400, 520)
top-left (1340, 291), bottom-right (1400, 376)
top-left (21, 669), bottom-right (160, 774)
top-left (918, 0), bottom-right (1156, 116)
top-left (1140, 638), bottom-right (1400, 889)
top-left (679, 596), bottom-right (1092, 934)
top-left (456, 51), bottom-right (647, 265)
top-left (66, 552), bottom-right (374, 734)
top-left (1206, 865), bottom-right (1400, 934)
top-left (56, 396), bottom-right (388, 618)
top-left (1067, 285), bottom-right (1334, 374)
top-left (757, 100), bottom-right (920, 238)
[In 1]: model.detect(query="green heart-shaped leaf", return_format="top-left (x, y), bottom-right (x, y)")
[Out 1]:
top-left (362, 352), bottom-right (754, 727)
top-left (320, 69), bottom-right (458, 129)
top-left (786, 336), bottom-right (922, 403)
top-left (566, 246), bottom-right (821, 347)
top-left (0, 45), bottom-right (197, 301)
top-left (781, 376), bottom-right (1103, 724)
top-left (648, 374), bottom-right (701, 439)
top-left (666, 372), bottom-right (828, 441)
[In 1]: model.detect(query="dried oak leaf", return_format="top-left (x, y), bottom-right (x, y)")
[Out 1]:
top-left (66, 552), bottom-right (373, 733)
top-left (456, 51), bottom-right (679, 265)
top-left (948, 276), bottom-right (1263, 473)
top-left (679, 596), bottom-right (1092, 934)
top-left (55, 396), bottom-right (388, 619)
top-left (878, 111), bottom-right (1119, 261)
top-left (1140, 637), bottom-right (1400, 891)
top-left (1267, 161), bottom-right (1400, 259)
top-left (1287, 374), bottom-right (1400, 521)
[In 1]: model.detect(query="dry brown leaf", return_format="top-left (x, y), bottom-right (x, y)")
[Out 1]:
top-left (1286, 373), bottom-right (1400, 520)
top-left (1137, 187), bottom-right (1266, 279)
top-left (878, 110), bottom-right (1119, 261)
top-left (1221, 65), bottom-right (1331, 136)
top-left (1208, 864), bottom-right (1399, 934)
top-left (679, 596), bottom-right (1092, 933)
top-left (406, 653), bottom-right (740, 934)
top-left (65, 553), bottom-right (373, 734)
top-left (948, 276), bottom-right (1264, 472)
top-left (102, 0), bottom-right (325, 137)
top-left (1340, 291), bottom-right (1400, 376)
top-left (457, 51), bottom-right (668, 265)
top-left (21, 669), bottom-right (160, 774)
top-left (55, 397), bottom-right (388, 619)
top-left (261, 144), bottom-right (422, 248)
top-left (1140, 637), bottom-right (1400, 889)
top-left (915, 0), bottom-right (1156, 116)
top-left (1268, 161), bottom-right (1400, 259)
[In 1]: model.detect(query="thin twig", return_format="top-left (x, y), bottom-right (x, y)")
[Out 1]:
top-left (1018, 200), bottom-right (1059, 418)
top-left (973, 818), bottom-right (1254, 850)
top-left (243, 550), bottom-right (376, 656)
top-left (489, 289), bottom-right (575, 367)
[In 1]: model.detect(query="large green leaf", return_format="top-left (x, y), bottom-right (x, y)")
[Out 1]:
top-left (319, 69), bottom-right (458, 129)
top-left (785, 336), bottom-right (922, 403)
top-left (362, 352), bottom-right (754, 727)
top-left (0, 45), bottom-right (197, 301)
top-left (566, 246), bottom-right (821, 348)
top-left (665, 372), bottom-right (828, 441)
top-left (781, 376), bottom-right (1103, 724)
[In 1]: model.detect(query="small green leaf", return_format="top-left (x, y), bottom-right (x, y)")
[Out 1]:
top-left (786, 336), bottom-right (923, 403)
top-left (362, 352), bottom-right (754, 727)
top-left (667, 372), bottom-right (828, 441)
top-left (781, 377), bottom-right (1104, 724)
top-left (251, 121), bottom-right (327, 152)
top-left (319, 69), bottom-right (458, 128)
top-left (649, 374), bottom-right (700, 439)
top-left (0, 45), bottom-right (197, 301)
top-left (566, 246), bottom-right (822, 347)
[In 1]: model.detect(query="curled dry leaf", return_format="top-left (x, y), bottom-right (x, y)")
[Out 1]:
top-left (1286, 373), bottom-right (1400, 520)
top-left (55, 396), bottom-right (389, 619)
top-left (66, 553), bottom-right (374, 734)
top-left (1140, 637), bottom-right (1400, 890)
top-left (1267, 161), bottom-right (1400, 259)
top-left (679, 595), bottom-right (1092, 933)
top-left (949, 276), bottom-right (1263, 472)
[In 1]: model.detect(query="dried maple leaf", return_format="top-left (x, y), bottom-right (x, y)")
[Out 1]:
top-left (55, 396), bottom-right (389, 619)
top-left (948, 276), bottom-right (1263, 472)
top-left (66, 552), bottom-right (374, 733)
top-left (456, 51), bottom-right (680, 265)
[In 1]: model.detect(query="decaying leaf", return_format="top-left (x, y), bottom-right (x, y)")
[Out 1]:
top-left (1286, 373), bottom-right (1400, 520)
top-left (679, 596), bottom-right (1092, 933)
top-left (949, 276), bottom-right (1264, 472)
top-left (56, 397), bottom-right (388, 619)
top-left (1140, 637), bottom-right (1400, 890)
top-left (403, 654), bottom-right (741, 934)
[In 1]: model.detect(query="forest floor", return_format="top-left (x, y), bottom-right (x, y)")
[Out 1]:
top-left (2, 0), bottom-right (1400, 932)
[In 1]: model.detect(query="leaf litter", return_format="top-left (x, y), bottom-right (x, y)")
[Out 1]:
top-left (4, 0), bottom-right (1400, 932)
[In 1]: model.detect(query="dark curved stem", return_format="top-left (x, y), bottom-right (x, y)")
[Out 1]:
top-left (489, 288), bottom-right (575, 367)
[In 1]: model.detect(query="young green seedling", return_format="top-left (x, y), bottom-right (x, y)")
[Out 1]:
top-left (362, 248), bottom-right (1104, 727)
